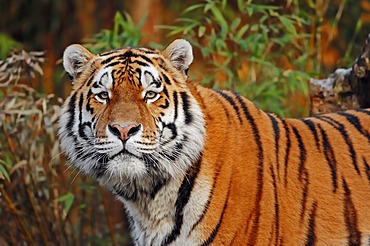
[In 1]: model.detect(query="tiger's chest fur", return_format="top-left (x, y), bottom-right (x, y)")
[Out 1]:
top-left (59, 39), bottom-right (370, 245)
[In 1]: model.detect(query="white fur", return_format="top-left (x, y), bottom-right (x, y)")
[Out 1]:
top-left (59, 40), bottom-right (208, 245)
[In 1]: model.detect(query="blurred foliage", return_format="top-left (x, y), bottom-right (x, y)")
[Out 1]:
top-left (1, 0), bottom-right (370, 245)
top-left (161, 0), bottom-right (312, 116)
top-left (84, 12), bottom-right (147, 54)
top-left (0, 33), bottom-right (21, 60)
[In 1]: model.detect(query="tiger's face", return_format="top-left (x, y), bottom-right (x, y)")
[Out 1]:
top-left (59, 40), bottom-right (205, 192)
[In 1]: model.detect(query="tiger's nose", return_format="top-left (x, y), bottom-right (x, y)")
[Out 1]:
top-left (108, 124), bottom-right (141, 141)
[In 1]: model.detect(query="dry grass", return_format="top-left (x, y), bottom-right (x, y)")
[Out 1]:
top-left (0, 51), bottom-right (130, 245)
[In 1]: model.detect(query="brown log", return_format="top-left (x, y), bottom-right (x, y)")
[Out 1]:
top-left (310, 34), bottom-right (370, 115)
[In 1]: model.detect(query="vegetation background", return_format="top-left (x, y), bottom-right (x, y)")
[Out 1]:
top-left (1, 0), bottom-right (370, 245)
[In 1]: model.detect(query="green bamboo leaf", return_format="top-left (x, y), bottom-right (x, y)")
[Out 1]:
top-left (0, 163), bottom-right (10, 181)
top-left (210, 5), bottom-right (227, 35)
top-left (183, 3), bottom-right (204, 14)
top-left (198, 26), bottom-right (206, 37)
top-left (235, 24), bottom-right (249, 39)
top-left (57, 192), bottom-right (75, 213)
top-left (230, 18), bottom-right (241, 31)
top-left (278, 16), bottom-right (297, 35)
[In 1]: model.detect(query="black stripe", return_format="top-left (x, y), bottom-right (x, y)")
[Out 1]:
top-left (149, 178), bottom-right (168, 199)
top-left (101, 54), bottom-right (119, 65)
top-left (161, 157), bottom-right (202, 246)
top-left (189, 151), bottom-right (225, 234)
top-left (268, 114), bottom-right (281, 177)
top-left (94, 154), bottom-right (109, 179)
top-left (282, 120), bottom-right (291, 187)
top-left (134, 60), bottom-right (150, 68)
top-left (104, 61), bottom-right (122, 68)
top-left (112, 185), bottom-right (137, 201)
top-left (231, 92), bottom-right (264, 244)
top-left (318, 124), bottom-right (338, 192)
top-left (159, 99), bottom-right (169, 109)
top-left (342, 178), bottom-right (361, 245)
top-left (162, 86), bottom-right (169, 98)
top-left (99, 49), bottom-right (121, 57)
top-left (299, 171), bottom-right (309, 222)
top-left (162, 73), bottom-right (172, 85)
top-left (78, 95), bottom-right (84, 122)
top-left (173, 91), bottom-right (178, 121)
top-left (161, 123), bottom-right (177, 142)
top-left (217, 90), bottom-right (242, 124)
top-left (180, 92), bottom-right (193, 124)
top-left (364, 157), bottom-right (370, 185)
top-left (270, 164), bottom-right (280, 246)
top-left (212, 92), bottom-right (232, 123)
top-left (200, 205), bottom-right (225, 246)
top-left (314, 115), bottom-right (360, 174)
top-left (92, 81), bottom-right (99, 88)
top-left (86, 90), bottom-right (94, 114)
top-left (292, 127), bottom-right (309, 222)
top-left (86, 71), bottom-right (96, 87)
top-left (305, 201), bottom-right (317, 246)
top-left (163, 141), bottom-right (184, 161)
top-left (77, 94), bottom-right (92, 142)
top-left (300, 119), bottom-right (320, 150)
top-left (292, 126), bottom-right (307, 180)
top-left (354, 108), bottom-right (370, 117)
top-left (137, 47), bottom-right (157, 53)
top-left (137, 54), bottom-right (155, 65)
top-left (66, 93), bottom-right (77, 132)
top-left (98, 72), bottom-right (108, 86)
top-left (337, 111), bottom-right (370, 142)
top-left (200, 181), bottom-right (231, 246)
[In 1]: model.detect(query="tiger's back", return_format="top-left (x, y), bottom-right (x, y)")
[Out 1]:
top-left (59, 39), bottom-right (370, 245)
top-left (192, 85), bottom-right (370, 245)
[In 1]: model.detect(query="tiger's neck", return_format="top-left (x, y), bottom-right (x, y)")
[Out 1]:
top-left (119, 157), bottom-right (211, 246)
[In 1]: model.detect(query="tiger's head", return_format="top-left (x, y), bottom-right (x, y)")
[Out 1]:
top-left (59, 40), bottom-right (205, 194)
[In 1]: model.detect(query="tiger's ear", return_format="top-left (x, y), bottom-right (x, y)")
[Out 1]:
top-left (63, 44), bottom-right (94, 82)
top-left (164, 39), bottom-right (193, 77)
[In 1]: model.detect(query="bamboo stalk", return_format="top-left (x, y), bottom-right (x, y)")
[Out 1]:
top-left (0, 185), bottom-right (34, 244)
top-left (22, 173), bottom-right (49, 245)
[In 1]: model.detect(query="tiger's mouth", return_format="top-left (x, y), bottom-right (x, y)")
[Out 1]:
top-left (109, 147), bottom-right (141, 161)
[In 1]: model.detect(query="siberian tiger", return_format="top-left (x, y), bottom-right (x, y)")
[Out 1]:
top-left (59, 39), bottom-right (370, 245)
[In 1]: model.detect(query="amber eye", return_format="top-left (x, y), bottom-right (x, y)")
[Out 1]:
top-left (96, 91), bottom-right (109, 101)
top-left (145, 91), bottom-right (158, 100)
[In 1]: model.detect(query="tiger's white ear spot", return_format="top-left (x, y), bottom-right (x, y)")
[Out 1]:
top-left (164, 39), bottom-right (193, 76)
top-left (63, 44), bottom-right (93, 81)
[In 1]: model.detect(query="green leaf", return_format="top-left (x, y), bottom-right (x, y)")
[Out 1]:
top-left (57, 192), bottom-right (75, 213)
top-left (278, 16), bottom-right (297, 35)
top-left (183, 3), bottom-right (204, 14)
top-left (210, 5), bottom-right (228, 38)
top-left (0, 162), bottom-right (10, 181)
top-left (230, 18), bottom-right (241, 31)
top-left (198, 26), bottom-right (206, 37)
top-left (235, 24), bottom-right (249, 40)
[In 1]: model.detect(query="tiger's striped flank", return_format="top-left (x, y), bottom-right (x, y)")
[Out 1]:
top-left (59, 39), bottom-right (370, 245)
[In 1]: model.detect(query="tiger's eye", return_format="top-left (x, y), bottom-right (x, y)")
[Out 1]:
top-left (97, 91), bottom-right (109, 100)
top-left (145, 91), bottom-right (157, 100)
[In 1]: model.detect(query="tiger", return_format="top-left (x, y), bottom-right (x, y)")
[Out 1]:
top-left (59, 39), bottom-right (370, 245)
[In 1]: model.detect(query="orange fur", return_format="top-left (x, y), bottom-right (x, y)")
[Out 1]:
top-left (60, 40), bottom-right (370, 245)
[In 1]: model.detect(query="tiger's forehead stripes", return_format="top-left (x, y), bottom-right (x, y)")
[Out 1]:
top-left (92, 49), bottom-right (167, 90)
top-left (99, 48), bottom-right (161, 67)
top-left (90, 67), bottom-right (113, 93)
